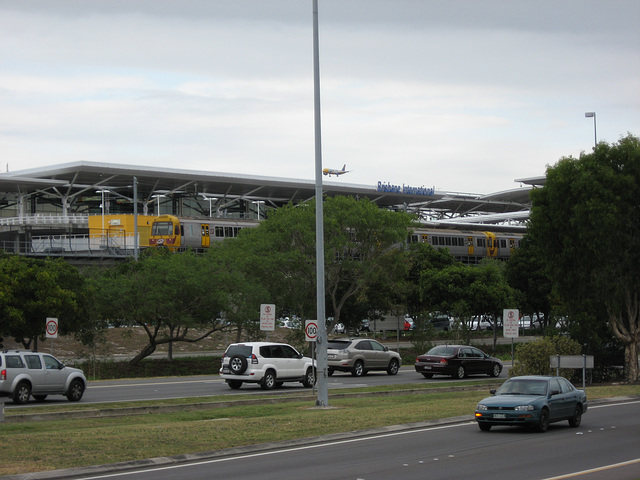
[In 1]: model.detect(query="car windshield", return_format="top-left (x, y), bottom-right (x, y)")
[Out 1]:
top-left (426, 346), bottom-right (455, 356)
top-left (497, 379), bottom-right (548, 396)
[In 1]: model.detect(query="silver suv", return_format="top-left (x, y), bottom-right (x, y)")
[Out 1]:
top-left (0, 350), bottom-right (87, 404)
top-left (327, 338), bottom-right (401, 377)
top-left (219, 342), bottom-right (316, 390)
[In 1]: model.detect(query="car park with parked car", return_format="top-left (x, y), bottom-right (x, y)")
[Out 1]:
top-left (475, 375), bottom-right (588, 432)
top-left (0, 350), bottom-right (86, 404)
top-left (326, 338), bottom-right (401, 376)
top-left (219, 342), bottom-right (316, 390)
top-left (414, 345), bottom-right (502, 379)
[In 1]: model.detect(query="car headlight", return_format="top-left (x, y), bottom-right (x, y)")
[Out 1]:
top-left (476, 404), bottom-right (488, 411)
top-left (515, 405), bottom-right (535, 411)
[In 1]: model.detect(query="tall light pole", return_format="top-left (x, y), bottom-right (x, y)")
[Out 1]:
top-left (252, 200), bottom-right (264, 220)
top-left (312, 0), bottom-right (329, 408)
top-left (151, 194), bottom-right (165, 215)
top-left (202, 194), bottom-right (216, 218)
top-left (585, 111), bottom-right (597, 149)
top-left (96, 189), bottom-right (110, 244)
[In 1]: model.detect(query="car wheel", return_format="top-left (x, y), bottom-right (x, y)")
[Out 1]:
top-left (489, 364), bottom-right (501, 377)
top-left (66, 379), bottom-right (85, 402)
top-left (387, 359), bottom-right (400, 375)
top-left (13, 382), bottom-right (31, 404)
top-left (229, 355), bottom-right (248, 375)
top-left (453, 365), bottom-right (466, 379)
top-left (421, 373), bottom-right (434, 379)
top-left (537, 408), bottom-right (550, 432)
top-left (260, 370), bottom-right (277, 390)
top-left (227, 380), bottom-right (242, 389)
top-left (351, 360), bottom-right (365, 377)
top-left (302, 367), bottom-right (316, 388)
top-left (568, 405), bottom-right (582, 427)
top-left (478, 423), bottom-right (492, 432)
top-left (33, 394), bottom-right (48, 402)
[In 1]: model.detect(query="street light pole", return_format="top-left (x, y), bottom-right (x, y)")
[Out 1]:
top-left (312, 0), bottom-right (329, 408)
top-left (585, 111), bottom-right (597, 149)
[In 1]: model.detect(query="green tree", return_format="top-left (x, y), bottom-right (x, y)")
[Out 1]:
top-left (0, 255), bottom-right (85, 351)
top-left (95, 250), bottom-right (229, 364)
top-left (511, 336), bottom-right (582, 377)
top-left (229, 196), bottom-right (413, 332)
top-left (528, 134), bottom-right (640, 382)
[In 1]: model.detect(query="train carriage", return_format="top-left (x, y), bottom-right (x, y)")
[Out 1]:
top-left (149, 215), bottom-right (258, 250)
top-left (408, 228), bottom-right (522, 264)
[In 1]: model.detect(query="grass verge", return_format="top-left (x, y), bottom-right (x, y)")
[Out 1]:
top-left (0, 383), bottom-right (638, 476)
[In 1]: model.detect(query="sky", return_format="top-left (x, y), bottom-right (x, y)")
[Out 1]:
top-left (1, 1), bottom-right (639, 195)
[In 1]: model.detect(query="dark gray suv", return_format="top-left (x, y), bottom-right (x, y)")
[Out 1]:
top-left (0, 350), bottom-right (87, 404)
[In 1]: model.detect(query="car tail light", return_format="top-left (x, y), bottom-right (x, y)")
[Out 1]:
top-left (251, 354), bottom-right (258, 364)
top-left (439, 358), bottom-right (448, 365)
top-left (1, 369), bottom-right (5, 381)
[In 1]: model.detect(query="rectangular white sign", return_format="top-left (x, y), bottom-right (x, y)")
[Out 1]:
top-left (260, 304), bottom-right (276, 331)
top-left (45, 317), bottom-right (59, 339)
top-left (503, 309), bottom-right (519, 338)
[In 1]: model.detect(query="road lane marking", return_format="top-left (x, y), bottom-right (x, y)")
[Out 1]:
top-left (541, 458), bottom-right (640, 479)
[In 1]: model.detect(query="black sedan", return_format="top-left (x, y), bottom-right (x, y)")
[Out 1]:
top-left (414, 345), bottom-right (502, 379)
top-left (475, 375), bottom-right (588, 432)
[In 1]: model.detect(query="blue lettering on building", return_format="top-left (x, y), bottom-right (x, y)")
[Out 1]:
top-left (377, 182), bottom-right (434, 196)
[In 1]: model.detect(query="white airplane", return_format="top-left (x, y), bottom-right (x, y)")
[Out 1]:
top-left (322, 164), bottom-right (350, 177)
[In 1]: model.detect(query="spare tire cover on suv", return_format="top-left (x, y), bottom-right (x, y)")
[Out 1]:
top-left (225, 345), bottom-right (253, 375)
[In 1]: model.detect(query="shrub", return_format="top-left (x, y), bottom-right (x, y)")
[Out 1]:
top-left (510, 335), bottom-right (581, 377)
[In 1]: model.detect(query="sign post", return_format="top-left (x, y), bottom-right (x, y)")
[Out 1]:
top-left (305, 320), bottom-right (318, 394)
top-left (503, 309), bottom-right (519, 367)
top-left (46, 317), bottom-right (59, 355)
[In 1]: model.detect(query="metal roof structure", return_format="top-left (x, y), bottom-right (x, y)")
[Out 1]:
top-left (0, 161), bottom-right (533, 225)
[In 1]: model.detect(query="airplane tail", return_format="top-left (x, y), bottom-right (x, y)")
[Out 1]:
top-left (342, 164), bottom-right (346, 171)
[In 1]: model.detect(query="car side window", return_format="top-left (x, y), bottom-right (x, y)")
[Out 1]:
top-left (43, 355), bottom-right (62, 370)
top-left (5, 355), bottom-right (25, 368)
top-left (369, 341), bottom-right (385, 352)
top-left (459, 349), bottom-right (469, 358)
top-left (470, 348), bottom-right (483, 358)
top-left (270, 346), bottom-right (284, 358)
top-left (25, 355), bottom-right (43, 370)
top-left (550, 378), bottom-right (562, 394)
top-left (282, 345), bottom-right (300, 358)
top-left (558, 378), bottom-right (574, 393)
top-left (355, 341), bottom-right (371, 351)
top-left (259, 346), bottom-right (272, 358)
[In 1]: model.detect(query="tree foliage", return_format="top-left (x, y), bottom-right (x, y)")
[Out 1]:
top-left (0, 254), bottom-right (85, 350)
top-left (228, 196), bottom-right (413, 331)
top-left (510, 336), bottom-right (582, 378)
top-left (94, 250), bottom-right (230, 364)
top-left (528, 134), bottom-right (640, 382)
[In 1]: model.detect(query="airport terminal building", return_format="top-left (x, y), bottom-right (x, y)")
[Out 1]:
top-left (0, 161), bottom-right (536, 260)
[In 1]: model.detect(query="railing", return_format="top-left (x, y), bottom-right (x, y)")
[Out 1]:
top-left (0, 214), bottom-right (89, 226)
top-left (0, 233), bottom-right (140, 258)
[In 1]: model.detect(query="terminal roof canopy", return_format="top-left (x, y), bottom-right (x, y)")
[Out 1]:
top-left (0, 161), bottom-right (533, 224)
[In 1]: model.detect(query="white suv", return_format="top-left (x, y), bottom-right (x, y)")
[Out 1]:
top-left (219, 342), bottom-right (316, 390)
top-left (0, 350), bottom-right (87, 404)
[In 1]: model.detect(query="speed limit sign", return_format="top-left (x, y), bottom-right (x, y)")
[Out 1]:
top-left (46, 317), bottom-right (59, 339)
top-left (305, 320), bottom-right (318, 342)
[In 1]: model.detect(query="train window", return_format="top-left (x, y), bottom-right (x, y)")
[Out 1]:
top-left (151, 222), bottom-right (173, 236)
top-left (179, 225), bottom-right (184, 236)
top-left (500, 239), bottom-right (507, 248)
top-left (421, 234), bottom-right (428, 243)
top-left (215, 226), bottom-right (224, 237)
top-left (477, 238), bottom-right (485, 248)
top-left (445, 237), bottom-right (451, 246)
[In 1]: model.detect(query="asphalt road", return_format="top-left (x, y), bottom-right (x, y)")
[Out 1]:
top-left (5, 365), bottom-right (512, 408)
top-left (36, 399), bottom-right (640, 480)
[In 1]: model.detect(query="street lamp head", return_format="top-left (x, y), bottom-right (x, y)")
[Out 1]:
top-left (585, 112), bottom-right (595, 118)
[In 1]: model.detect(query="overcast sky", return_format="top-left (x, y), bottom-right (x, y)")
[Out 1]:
top-left (1, 0), bottom-right (638, 194)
